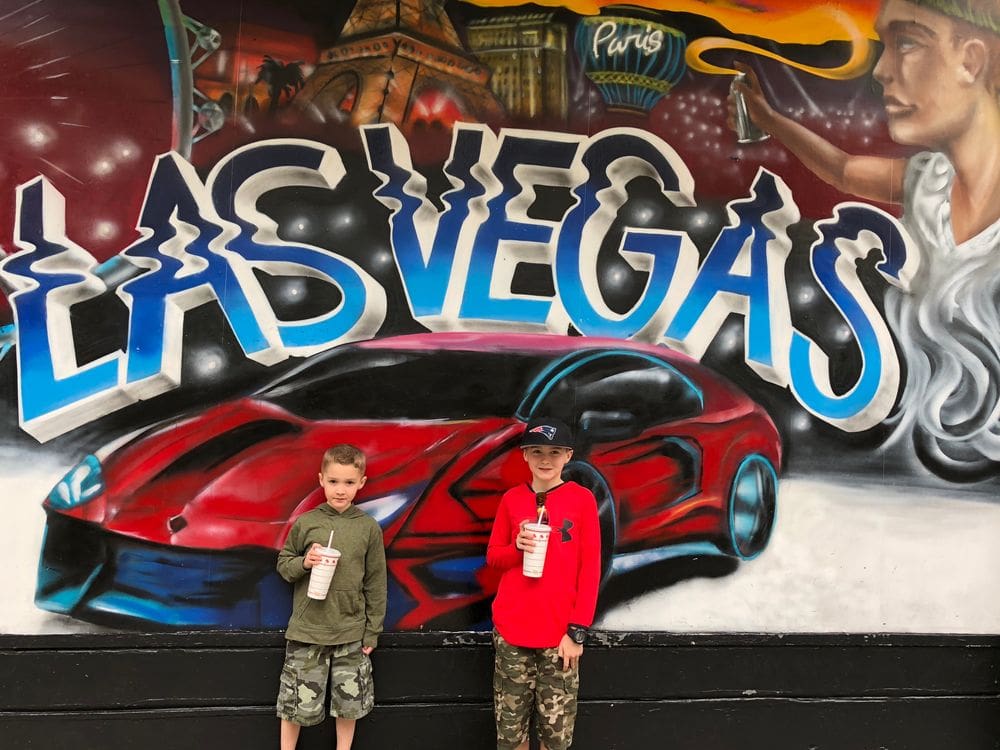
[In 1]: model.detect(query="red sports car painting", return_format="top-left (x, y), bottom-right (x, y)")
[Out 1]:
top-left (36, 333), bottom-right (781, 630)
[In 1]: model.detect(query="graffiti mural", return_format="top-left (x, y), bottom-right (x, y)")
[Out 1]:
top-left (1, 0), bottom-right (998, 635)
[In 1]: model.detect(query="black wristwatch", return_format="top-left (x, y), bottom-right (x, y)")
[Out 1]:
top-left (567, 623), bottom-right (588, 645)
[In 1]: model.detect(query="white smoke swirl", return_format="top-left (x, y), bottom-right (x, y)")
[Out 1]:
top-left (884, 152), bottom-right (1000, 480)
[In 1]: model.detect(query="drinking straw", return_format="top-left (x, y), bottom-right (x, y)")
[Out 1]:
top-left (327, 530), bottom-right (334, 549)
top-left (537, 507), bottom-right (545, 525)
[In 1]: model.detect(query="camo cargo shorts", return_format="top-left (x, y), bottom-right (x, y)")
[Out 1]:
top-left (276, 640), bottom-right (374, 726)
top-left (493, 631), bottom-right (580, 750)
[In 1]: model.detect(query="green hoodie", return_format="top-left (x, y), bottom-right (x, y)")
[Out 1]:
top-left (277, 503), bottom-right (387, 649)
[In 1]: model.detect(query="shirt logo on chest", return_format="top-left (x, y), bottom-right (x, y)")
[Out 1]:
top-left (558, 518), bottom-right (574, 542)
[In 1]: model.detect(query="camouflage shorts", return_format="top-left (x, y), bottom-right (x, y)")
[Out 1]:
top-left (276, 640), bottom-right (374, 726)
top-left (493, 631), bottom-right (580, 750)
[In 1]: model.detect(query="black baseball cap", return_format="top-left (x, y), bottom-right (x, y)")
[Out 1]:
top-left (520, 417), bottom-right (574, 449)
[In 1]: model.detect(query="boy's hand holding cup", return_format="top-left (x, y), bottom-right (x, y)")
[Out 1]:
top-left (516, 520), bottom-right (537, 553)
top-left (519, 518), bottom-right (552, 578)
top-left (303, 543), bottom-right (324, 569)
top-left (305, 536), bottom-right (341, 600)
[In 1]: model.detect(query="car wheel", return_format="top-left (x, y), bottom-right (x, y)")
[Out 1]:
top-left (723, 454), bottom-right (777, 560)
top-left (561, 461), bottom-right (616, 584)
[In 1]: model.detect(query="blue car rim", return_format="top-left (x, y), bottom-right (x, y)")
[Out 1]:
top-left (727, 454), bottom-right (777, 560)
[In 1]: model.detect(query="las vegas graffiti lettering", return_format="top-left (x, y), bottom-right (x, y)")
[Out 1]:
top-left (1, 124), bottom-right (917, 442)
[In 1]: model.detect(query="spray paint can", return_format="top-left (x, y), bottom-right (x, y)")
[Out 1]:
top-left (731, 73), bottom-right (769, 144)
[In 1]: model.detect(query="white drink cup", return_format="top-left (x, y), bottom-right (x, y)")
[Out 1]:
top-left (522, 523), bottom-right (551, 578)
top-left (307, 546), bottom-right (341, 600)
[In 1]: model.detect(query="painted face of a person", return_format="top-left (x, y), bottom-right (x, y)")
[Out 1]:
top-left (873, 0), bottom-right (983, 149)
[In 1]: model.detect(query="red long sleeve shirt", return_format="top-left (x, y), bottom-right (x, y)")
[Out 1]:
top-left (487, 481), bottom-right (601, 648)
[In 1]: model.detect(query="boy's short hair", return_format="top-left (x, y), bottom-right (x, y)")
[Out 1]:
top-left (321, 444), bottom-right (366, 474)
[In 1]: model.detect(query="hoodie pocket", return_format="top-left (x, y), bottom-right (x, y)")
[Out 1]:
top-left (334, 589), bottom-right (364, 620)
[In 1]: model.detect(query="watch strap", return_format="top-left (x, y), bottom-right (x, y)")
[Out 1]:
top-left (567, 623), bottom-right (589, 644)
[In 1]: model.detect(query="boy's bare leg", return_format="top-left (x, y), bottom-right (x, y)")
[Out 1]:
top-left (335, 717), bottom-right (357, 750)
top-left (279, 719), bottom-right (301, 750)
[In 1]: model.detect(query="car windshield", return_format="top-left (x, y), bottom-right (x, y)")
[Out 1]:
top-left (257, 347), bottom-right (552, 420)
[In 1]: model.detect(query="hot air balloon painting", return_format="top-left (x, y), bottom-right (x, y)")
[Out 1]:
top-left (574, 10), bottom-right (687, 113)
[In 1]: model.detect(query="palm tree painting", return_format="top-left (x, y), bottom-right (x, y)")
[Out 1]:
top-left (256, 55), bottom-right (305, 113)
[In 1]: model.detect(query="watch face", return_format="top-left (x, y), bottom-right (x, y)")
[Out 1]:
top-left (570, 629), bottom-right (586, 644)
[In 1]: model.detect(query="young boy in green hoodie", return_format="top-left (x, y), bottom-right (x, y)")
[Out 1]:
top-left (276, 444), bottom-right (387, 750)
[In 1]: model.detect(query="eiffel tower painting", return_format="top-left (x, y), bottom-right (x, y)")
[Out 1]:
top-left (296, 0), bottom-right (503, 130)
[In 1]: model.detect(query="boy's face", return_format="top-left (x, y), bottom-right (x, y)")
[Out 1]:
top-left (522, 445), bottom-right (573, 489)
top-left (318, 462), bottom-right (366, 512)
top-left (873, 0), bottom-right (984, 149)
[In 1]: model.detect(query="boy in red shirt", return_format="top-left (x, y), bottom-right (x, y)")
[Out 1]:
top-left (487, 418), bottom-right (602, 750)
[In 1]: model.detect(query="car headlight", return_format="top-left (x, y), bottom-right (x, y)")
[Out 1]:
top-left (48, 455), bottom-right (105, 509)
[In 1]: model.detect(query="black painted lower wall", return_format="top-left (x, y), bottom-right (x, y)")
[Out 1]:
top-left (2, 632), bottom-right (998, 749)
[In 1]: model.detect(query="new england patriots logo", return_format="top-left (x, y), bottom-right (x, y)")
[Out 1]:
top-left (528, 425), bottom-right (557, 440)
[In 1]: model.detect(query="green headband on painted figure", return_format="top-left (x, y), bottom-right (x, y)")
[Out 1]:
top-left (910, 0), bottom-right (1000, 35)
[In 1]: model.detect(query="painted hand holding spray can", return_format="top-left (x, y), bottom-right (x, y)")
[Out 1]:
top-left (731, 71), bottom-right (770, 144)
